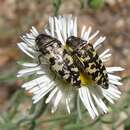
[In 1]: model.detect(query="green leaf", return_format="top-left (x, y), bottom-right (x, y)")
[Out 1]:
top-left (88, 0), bottom-right (104, 10)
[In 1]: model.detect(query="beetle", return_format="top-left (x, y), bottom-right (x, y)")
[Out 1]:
top-left (35, 34), bottom-right (81, 88)
top-left (66, 36), bottom-right (109, 89)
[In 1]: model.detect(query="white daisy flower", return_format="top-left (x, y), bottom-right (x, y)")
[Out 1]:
top-left (17, 15), bottom-right (124, 120)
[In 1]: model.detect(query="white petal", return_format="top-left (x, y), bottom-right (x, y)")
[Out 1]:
top-left (36, 71), bottom-right (45, 75)
top-left (83, 26), bottom-right (92, 41)
top-left (21, 36), bottom-right (35, 46)
top-left (28, 79), bottom-right (51, 94)
top-left (103, 94), bottom-right (114, 104)
top-left (92, 94), bottom-right (108, 114)
top-left (99, 49), bottom-right (110, 58)
top-left (81, 25), bottom-right (86, 38)
top-left (33, 81), bottom-right (54, 95)
top-left (31, 26), bottom-right (39, 37)
top-left (26, 33), bottom-right (35, 40)
top-left (66, 98), bottom-right (71, 114)
top-left (21, 62), bottom-right (38, 67)
top-left (108, 74), bottom-right (121, 81)
top-left (102, 58), bottom-right (110, 62)
top-left (109, 79), bottom-right (122, 86)
top-left (86, 88), bottom-right (99, 116)
top-left (106, 67), bottom-right (124, 73)
top-left (62, 17), bottom-right (67, 41)
top-left (55, 17), bottom-right (64, 43)
top-left (67, 15), bottom-right (72, 37)
top-left (88, 30), bottom-right (99, 41)
top-left (29, 85), bottom-right (41, 93)
top-left (22, 76), bottom-right (49, 90)
top-left (69, 17), bottom-right (74, 36)
top-left (93, 36), bottom-right (106, 49)
top-left (77, 94), bottom-right (82, 119)
top-left (45, 29), bottom-right (51, 35)
top-left (79, 87), bottom-right (97, 119)
top-left (17, 43), bottom-right (35, 58)
top-left (17, 67), bottom-right (41, 77)
top-left (33, 82), bottom-right (55, 103)
top-left (109, 85), bottom-right (121, 95)
top-left (101, 54), bottom-right (112, 59)
top-left (73, 17), bottom-right (77, 37)
top-left (101, 84), bottom-right (121, 103)
top-left (20, 42), bottom-right (36, 53)
top-left (102, 85), bottom-right (121, 100)
top-left (45, 87), bottom-right (58, 103)
top-left (51, 90), bottom-right (62, 113)
top-left (49, 17), bottom-right (55, 37)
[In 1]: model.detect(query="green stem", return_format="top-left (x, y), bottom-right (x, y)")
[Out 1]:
top-left (29, 120), bottom-right (36, 130)
top-left (8, 90), bottom-right (24, 119)
top-left (52, 0), bottom-right (62, 16)
top-left (79, 0), bottom-right (85, 9)
top-left (37, 115), bottom-right (71, 125)
top-left (16, 97), bottom-right (48, 126)
top-left (63, 116), bottom-right (100, 130)
top-left (121, 75), bottom-right (130, 81)
top-left (36, 110), bottom-right (94, 126)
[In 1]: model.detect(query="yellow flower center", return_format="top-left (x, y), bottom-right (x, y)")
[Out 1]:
top-left (80, 72), bottom-right (93, 86)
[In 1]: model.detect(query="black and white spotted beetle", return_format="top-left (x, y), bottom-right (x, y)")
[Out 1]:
top-left (35, 34), bottom-right (81, 88)
top-left (66, 36), bottom-right (109, 89)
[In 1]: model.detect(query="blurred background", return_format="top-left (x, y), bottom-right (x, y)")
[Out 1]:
top-left (0, 0), bottom-right (130, 130)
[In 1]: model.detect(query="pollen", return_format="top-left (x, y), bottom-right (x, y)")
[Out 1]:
top-left (80, 72), bottom-right (93, 86)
